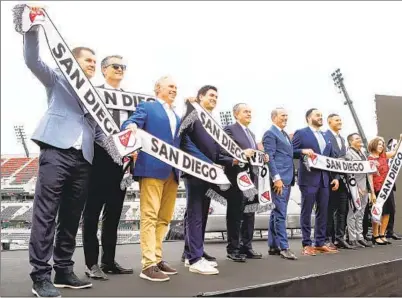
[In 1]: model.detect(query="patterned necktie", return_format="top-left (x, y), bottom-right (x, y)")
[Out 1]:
top-left (245, 128), bottom-right (256, 149)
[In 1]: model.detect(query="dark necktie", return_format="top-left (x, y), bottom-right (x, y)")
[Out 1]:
top-left (282, 130), bottom-right (290, 143)
top-left (245, 128), bottom-right (256, 149)
top-left (112, 110), bottom-right (121, 127)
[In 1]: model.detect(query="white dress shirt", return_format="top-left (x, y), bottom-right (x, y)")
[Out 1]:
top-left (309, 126), bottom-right (326, 153)
top-left (330, 129), bottom-right (343, 150)
top-left (157, 98), bottom-right (177, 138)
top-left (104, 82), bottom-right (129, 126)
top-left (272, 124), bottom-right (290, 182)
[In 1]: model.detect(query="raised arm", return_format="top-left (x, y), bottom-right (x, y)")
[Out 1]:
top-left (24, 29), bottom-right (58, 87)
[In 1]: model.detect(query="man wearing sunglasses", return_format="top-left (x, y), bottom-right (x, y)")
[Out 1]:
top-left (82, 55), bottom-right (133, 280)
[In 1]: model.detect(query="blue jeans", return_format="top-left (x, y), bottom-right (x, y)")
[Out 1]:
top-left (268, 185), bottom-right (291, 250)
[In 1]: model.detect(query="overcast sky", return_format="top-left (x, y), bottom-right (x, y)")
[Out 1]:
top-left (1, 1), bottom-right (402, 156)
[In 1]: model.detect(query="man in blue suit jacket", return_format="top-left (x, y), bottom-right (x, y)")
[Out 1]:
top-left (122, 76), bottom-right (207, 282)
top-left (24, 27), bottom-right (101, 296)
top-left (263, 108), bottom-right (297, 260)
top-left (292, 108), bottom-right (340, 256)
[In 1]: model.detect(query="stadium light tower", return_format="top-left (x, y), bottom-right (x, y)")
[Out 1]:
top-left (331, 69), bottom-right (368, 151)
top-left (219, 111), bottom-right (234, 127)
top-left (14, 125), bottom-right (30, 158)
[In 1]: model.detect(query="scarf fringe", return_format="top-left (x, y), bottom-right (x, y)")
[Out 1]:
top-left (103, 136), bottom-right (123, 166)
top-left (120, 174), bottom-right (134, 190)
top-left (243, 187), bottom-right (258, 200)
top-left (12, 4), bottom-right (26, 34)
top-left (205, 188), bottom-right (227, 206)
top-left (178, 109), bottom-right (198, 137)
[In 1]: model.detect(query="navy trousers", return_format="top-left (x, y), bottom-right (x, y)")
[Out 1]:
top-left (268, 185), bottom-right (291, 250)
top-left (326, 182), bottom-right (349, 243)
top-left (183, 177), bottom-right (211, 265)
top-left (299, 184), bottom-right (330, 247)
top-left (226, 186), bottom-right (255, 254)
top-left (29, 146), bottom-right (91, 282)
top-left (82, 144), bottom-right (126, 268)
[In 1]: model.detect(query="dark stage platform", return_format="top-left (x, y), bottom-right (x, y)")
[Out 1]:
top-left (1, 239), bottom-right (402, 297)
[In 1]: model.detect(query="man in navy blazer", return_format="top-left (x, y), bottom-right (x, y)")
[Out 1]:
top-left (325, 114), bottom-right (354, 250)
top-left (24, 26), bottom-right (101, 296)
top-left (292, 108), bottom-right (340, 256)
top-left (179, 85), bottom-right (234, 275)
top-left (263, 108), bottom-right (297, 260)
top-left (221, 103), bottom-right (265, 262)
top-left (122, 76), bottom-right (207, 282)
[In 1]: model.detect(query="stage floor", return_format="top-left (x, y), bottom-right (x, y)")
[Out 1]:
top-left (1, 239), bottom-right (402, 297)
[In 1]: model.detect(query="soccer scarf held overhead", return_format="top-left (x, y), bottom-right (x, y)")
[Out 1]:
top-left (371, 140), bottom-right (402, 223)
top-left (12, 4), bottom-right (230, 190)
top-left (12, 4), bottom-right (137, 166)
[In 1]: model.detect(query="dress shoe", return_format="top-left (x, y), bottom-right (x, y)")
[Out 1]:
top-left (335, 239), bottom-right (354, 249)
top-left (268, 247), bottom-right (281, 255)
top-left (315, 245), bottom-right (338, 254)
top-left (32, 280), bottom-right (61, 298)
top-left (226, 252), bottom-right (246, 262)
top-left (348, 240), bottom-right (364, 248)
top-left (202, 251), bottom-right (217, 262)
top-left (280, 249), bottom-right (297, 260)
top-left (85, 264), bottom-right (108, 280)
top-left (379, 235), bottom-right (392, 245)
top-left (53, 272), bottom-right (92, 289)
top-left (325, 241), bottom-right (337, 250)
top-left (386, 232), bottom-right (402, 240)
top-left (301, 246), bottom-right (316, 256)
top-left (101, 262), bottom-right (134, 274)
top-left (240, 249), bottom-right (262, 259)
top-left (357, 239), bottom-right (373, 248)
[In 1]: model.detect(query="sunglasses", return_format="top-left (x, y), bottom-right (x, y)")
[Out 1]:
top-left (107, 64), bottom-right (127, 71)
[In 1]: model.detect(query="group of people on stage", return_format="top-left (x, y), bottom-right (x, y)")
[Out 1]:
top-left (22, 20), bottom-right (401, 298)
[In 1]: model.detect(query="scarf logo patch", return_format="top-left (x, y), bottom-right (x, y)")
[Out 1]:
top-left (118, 130), bottom-right (136, 148)
top-left (260, 191), bottom-right (271, 203)
top-left (238, 174), bottom-right (252, 187)
top-left (29, 8), bottom-right (45, 23)
top-left (311, 153), bottom-right (318, 165)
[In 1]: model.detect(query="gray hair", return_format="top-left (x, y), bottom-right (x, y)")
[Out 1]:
top-left (154, 75), bottom-right (173, 95)
top-left (271, 107), bottom-right (286, 120)
top-left (232, 103), bottom-right (247, 116)
top-left (101, 55), bottom-right (123, 69)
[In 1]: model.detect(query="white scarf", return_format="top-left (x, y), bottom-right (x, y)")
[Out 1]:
top-left (12, 4), bottom-right (231, 190)
top-left (371, 141), bottom-right (402, 223)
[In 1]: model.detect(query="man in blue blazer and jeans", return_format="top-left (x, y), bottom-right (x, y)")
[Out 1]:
top-left (292, 108), bottom-right (340, 256)
top-left (263, 108), bottom-right (297, 260)
top-left (122, 76), bottom-right (207, 282)
top-left (23, 25), bottom-right (102, 297)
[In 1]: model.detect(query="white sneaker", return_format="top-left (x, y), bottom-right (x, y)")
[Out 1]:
top-left (185, 258), bottom-right (218, 268)
top-left (189, 258), bottom-right (219, 275)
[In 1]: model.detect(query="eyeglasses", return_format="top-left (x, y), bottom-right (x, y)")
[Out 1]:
top-left (107, 64), bottom-right (127, 71)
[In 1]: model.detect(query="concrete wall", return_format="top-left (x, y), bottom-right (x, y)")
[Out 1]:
top-left (375, 94), bottom-right (402, 232)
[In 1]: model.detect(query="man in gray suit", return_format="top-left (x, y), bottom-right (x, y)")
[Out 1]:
top-left (263, 108), bottom-right (297, 260)
top-left (345, 133), bottom-right (374, 248)
top-left (24, 27), bottom-right (103, 297)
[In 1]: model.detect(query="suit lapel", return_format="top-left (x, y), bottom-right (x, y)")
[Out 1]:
top-left (271, 125), bottom-right (292, 155)
top-left (305, 127), bottom-right (321, 153)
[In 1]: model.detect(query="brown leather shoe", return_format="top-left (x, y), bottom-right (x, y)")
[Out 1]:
top-left (139, 266), bottom-right (170, 282)
top-left (301, 246), bottom-right (316, 256)
top-left (315, 245), bottom-right (339, 254)
top-left (157, 261), bottom-right (177, 275)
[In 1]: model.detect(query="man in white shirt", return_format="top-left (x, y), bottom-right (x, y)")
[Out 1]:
top-left (82, 55), bottom-right (133, 280)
